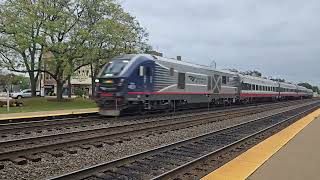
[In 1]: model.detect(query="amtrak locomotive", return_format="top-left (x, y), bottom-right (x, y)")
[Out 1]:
top-left (94, 54), bottom-right (313, 116)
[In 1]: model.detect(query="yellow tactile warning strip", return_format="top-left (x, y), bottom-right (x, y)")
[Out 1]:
top-left (201, 108), bottom-right (320, 180)
top-left (0, 108), bottom-right (98, 121)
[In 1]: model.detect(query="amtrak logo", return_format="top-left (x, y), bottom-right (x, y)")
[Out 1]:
top-left (128, 82), bottom-right (136, 90)
top-left (188, 75), bottom-right (206, 83)
top-left (188, 76), bottom-right (196, 82)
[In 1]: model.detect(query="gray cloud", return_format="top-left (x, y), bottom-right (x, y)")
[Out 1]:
top-left (122, 0), bottom-right (320, 85)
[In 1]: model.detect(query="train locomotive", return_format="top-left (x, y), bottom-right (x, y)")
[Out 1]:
top-left (94, 54), bottom-right (313, 116)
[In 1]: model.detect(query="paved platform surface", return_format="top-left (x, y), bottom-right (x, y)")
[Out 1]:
top-left (202, 108), bottom-right (320, 180)
top-left (0, 108), bottom-right (98, 121)
top-left (249, 115), bottom-right (320, 180)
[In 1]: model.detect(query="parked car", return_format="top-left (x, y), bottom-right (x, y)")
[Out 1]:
top-left (10, 89), bottom-right (40, 99)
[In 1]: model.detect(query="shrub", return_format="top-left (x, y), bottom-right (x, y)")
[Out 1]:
top-left (74, 89), bottom-right (85, 98)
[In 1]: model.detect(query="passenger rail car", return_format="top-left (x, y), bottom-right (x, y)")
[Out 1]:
top-left (94, 54), bottom-right (313, 116)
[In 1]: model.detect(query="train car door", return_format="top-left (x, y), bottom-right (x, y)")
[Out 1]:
top-left (212, 74), bottom-right (221, 94)
top-left (145, 64), bottom-right (154, 92)
top-left (138, 62), bottom-right (154, 92)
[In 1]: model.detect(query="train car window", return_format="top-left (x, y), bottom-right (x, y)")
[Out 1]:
top-left (178, 73), bottom-right (185, 89)
top-left (256, 85), bottom-right (258, 91)
top-left (226, 76), bottom-right (230, 83)
top-left (242, 83), bottom-right (250, 90)
top-left (241, 83), bottom-right (245, 90)
top-left (207, 76), bottom-right (212, 91)
top-left (170, 68), bottom-right (174, 76)
top-left (222, 76), bottom-right (227, 84)
top-left (252, 84), bottom-right (256, 90)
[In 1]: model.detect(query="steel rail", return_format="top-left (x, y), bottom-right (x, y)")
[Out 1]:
top-left (0, 103), bottom-right (284, 161)
top-left (48, 102), bottom-right (319, 180)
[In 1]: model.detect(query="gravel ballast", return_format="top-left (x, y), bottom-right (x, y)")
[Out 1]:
top-left (0, 101), bottom-right (316, 179)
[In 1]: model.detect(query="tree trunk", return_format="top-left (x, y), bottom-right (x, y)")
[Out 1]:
top-left (56, 80), bottom-right (64, 100)
top-left (29, 74), bottom-right (38, 97)
top-left (30, 78), bottom-right (37, 97)
top-left (67, 76), bottom-right (72, 98)
top-left (90, 63), bottom-right (96, 100)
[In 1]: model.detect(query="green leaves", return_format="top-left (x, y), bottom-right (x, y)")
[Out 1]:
top-left (0, 0), bottom-right (150, 98)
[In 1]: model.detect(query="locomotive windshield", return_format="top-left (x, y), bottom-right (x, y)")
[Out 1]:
top-left (101, 60), bottom-right (129, 77)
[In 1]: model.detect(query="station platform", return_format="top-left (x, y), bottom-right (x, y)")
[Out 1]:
top-left (202, 108), bottom-right (320, 180)
top-left (0, 108), bottom-right (98, 121)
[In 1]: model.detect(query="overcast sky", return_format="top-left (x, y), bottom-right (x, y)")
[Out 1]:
top-left (122, 0), bottom-right (320, 85)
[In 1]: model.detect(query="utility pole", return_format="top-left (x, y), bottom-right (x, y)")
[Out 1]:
top-left (210, 60), bottom-right (217, 69)
top-left (6, 86), bottom-right (9, 112)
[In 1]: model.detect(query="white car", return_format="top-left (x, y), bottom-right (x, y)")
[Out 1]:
top-left (10, 89), bottom-right (40, 99)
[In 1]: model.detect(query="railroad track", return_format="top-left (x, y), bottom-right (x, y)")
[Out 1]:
top-left (0, 99), bottom-right (311, 139)
top-left (0, 100), bottom-right (316, 167)
top-left (50, 101), bottom-right (320, 180)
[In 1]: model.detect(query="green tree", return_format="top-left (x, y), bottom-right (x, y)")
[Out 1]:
top-left (242, 70), bottom-right (262, 77)
top-left (79, 0), bottom-right (150, 97)
top-left (1, 0), bottom-right (149, 100)
top-left (270, 78), bottom-right (286, 82)
top-left (297, 82), bottom-right (313, 90)
top-left (0, 72), bottom-right (29, 90)
top-left (312, 86), bottom-right (319, 94)
top-left (0, 0), bottom-right (45, 96)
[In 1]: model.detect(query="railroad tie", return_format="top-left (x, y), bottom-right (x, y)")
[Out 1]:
top-left (47, 150), bottom-right (64, 157)
top-left (24, 155), bottom-right (41, 162)
top-left (11, 157), bottom-right (28, 165)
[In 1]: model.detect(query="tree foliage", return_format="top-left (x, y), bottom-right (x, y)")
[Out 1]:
top-left (298, 82), bottom-right (319, 93)
top-left (0, 0), bottom-right (149, 99)
top-left (241, 70), bottom-right (262, 77)
top-left (297, 82), bottom-right (313, 90)
top-left (0, 0), bottom-right (45, 96)
top-left (270, 78), bottom-right (286, 82)
top-left (0, 71), bottom-right (29, 90)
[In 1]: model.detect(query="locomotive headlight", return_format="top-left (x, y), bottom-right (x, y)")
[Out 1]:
top-left (95, 79), bottom-right (99, 83)
top-left (118, 78), bottom-right (125, 86)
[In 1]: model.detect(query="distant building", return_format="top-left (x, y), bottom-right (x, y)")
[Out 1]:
top-left (70, 66), bottom-right (92, 96)
top-left (40, 52), bottom-right (93, 96)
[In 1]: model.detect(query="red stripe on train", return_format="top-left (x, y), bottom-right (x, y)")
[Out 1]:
top-left (101, 92), bottom-right (308, 97)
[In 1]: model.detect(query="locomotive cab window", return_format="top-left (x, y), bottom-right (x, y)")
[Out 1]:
top-left (101, 60), bottom-right (129, 76)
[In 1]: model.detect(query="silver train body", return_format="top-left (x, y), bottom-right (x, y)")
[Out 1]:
top-left (94, 54), bottom-right (313, 116)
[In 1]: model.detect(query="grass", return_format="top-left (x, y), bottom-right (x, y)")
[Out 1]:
top-left (0, 97), bottom-right (97, 114)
